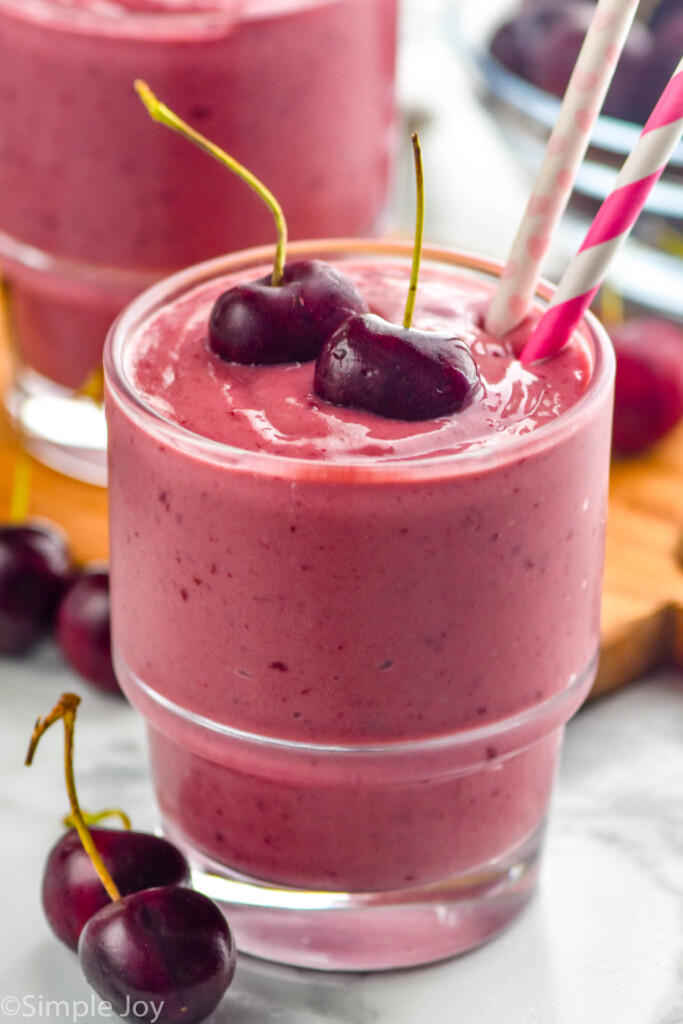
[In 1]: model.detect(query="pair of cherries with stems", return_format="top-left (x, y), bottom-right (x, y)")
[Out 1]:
top-left (27, 694), bottom-right (236, 1024)
top-left (135, 80), bottom-right (479, 421)
top-left (0, 456), bottom-right (118, 694)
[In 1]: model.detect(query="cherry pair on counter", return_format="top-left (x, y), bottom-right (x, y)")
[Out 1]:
top-left (28, 694), bottom-right (236, 1024)
top-left (0, 523), bottom-right (118, 694)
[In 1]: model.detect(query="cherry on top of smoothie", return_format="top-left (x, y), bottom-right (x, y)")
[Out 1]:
top-left (125, 260), bottom-right (592, 463)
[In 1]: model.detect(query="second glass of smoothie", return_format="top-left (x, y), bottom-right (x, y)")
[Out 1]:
top-left (105, 238), bottom-right (615, 970)
top-left (0, 0), bottom-right (397, 482)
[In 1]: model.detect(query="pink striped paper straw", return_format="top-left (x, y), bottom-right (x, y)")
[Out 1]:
top-left (520, 57), bottom-right (683, 364)
top-left (485, 0), bottom-right (640, 338)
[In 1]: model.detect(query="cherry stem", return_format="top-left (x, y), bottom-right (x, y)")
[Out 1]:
top-left (63, 809), bottom-right (132, 831)
top-left (403, 132), bottom-right (425, 331)
top-left (25, 694), bottom-right (122, 903)
top-left (599, 284), bottom-right (623, 326)
top-left (9, 451), bottom-right (32, 523)
top-left (76, 366), bottom-right (105, 406)
top-left (135, 79), bottom-right (287, 288)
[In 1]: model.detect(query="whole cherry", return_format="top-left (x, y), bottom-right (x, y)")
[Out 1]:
top-left (0, 522), bottom-right (73, 654)
top-left (528, 5), bottom-right (653, 120)
top-left (26, 694), bottom-right (236, 1024)
top-left (489, 6), bottom-right (567, 82)
top-left (136, 80), bottom-right (366, 365)
top-left (43, 825), bottom-right (190, 951)
top-left (610, 317), bottom-right (683, 456)
top-left (79, 885), bottom-right (235, 1024)
top-left (55, 567), bottom-right (120, 696)
top-left (209, 258), bottom-right (367, 364)
top-left (314, 314), bottom-right (479, 421)
top-left (315, 135), bottom-right (480, 421)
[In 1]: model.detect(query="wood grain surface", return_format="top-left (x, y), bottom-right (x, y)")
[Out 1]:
top-left (1, 329), bottom-right (682, 697)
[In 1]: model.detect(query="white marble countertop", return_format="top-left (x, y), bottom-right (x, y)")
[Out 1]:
top-left (2, 650), bottom-right (683, 1023)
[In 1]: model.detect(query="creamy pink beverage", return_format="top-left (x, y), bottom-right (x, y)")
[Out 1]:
top-left (105, 240), bottom-right (615, 969)
top-left (0, 0), bottom-right (396, 482)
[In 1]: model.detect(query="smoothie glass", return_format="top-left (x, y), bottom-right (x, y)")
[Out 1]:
top-left (0, 0), bottom-right (397, 483)
top-left (104, 239), bottom-right (615, 970)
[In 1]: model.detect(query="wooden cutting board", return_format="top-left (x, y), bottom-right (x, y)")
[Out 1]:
top-left (1, 331), bottom-right (682, 697)
top-left (597, 427), bottom-right (683, 695)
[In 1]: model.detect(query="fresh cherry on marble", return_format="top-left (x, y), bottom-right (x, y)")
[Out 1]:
top-left (55, 568), bottom-right (120, 695)
top-left (43, 827), bottom-right (190, 951)
top-left (79, 885), bottom-right (236, 1024)
top-left (0, 523), bottom-right (73, 654)
top-left (27, 693), bottom-right (235, 1024)
top-left (610, 317), bottom-right (683, 456)
top-left (208, 259), bottom-right (368, 364)
top-left (314, 313), bottom-right (480, 421)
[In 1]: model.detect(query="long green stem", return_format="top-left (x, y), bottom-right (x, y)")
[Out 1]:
top-left (26, 694), bottom-right (122, 903)
top-left (135, 79), bottom-right (287, 287)
top-left (403, 132), bottom-right (425, 330)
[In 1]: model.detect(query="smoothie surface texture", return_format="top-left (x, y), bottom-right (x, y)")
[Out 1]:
top-left (125, 259), bottom-right (593, 462)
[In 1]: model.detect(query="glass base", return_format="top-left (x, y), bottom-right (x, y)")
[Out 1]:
top-left (5, 365), bottom-right (107, 486)
top-left (161, 818), bottom-right (543, 971)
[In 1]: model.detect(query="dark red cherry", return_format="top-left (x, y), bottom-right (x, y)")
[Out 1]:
top-left (610, 317), bottom-right (683, 456)
top-left (314, 313), bottom-right (480, 421)
top-left (520, 0), bottom-right (588, 9)
top-left (628, 13), bottom-right (683, 124)
top-left (489, 6), bottom-right (567, 80)
top-left (43, 827), bottom-right (190, 951)
top-left (55, 568), bottom-right (120, 696)
top-left (649, 0), bottom-right (682, 31)
top-left (601, 22), bottom-right (654, 122)
top-left (79, 886), bottom-right (236, 1024)
top-left (209, 259), bottom-right (368, 364)
top-left (528, 4), bottom-right (653, 117)
top-left (0, 523), bottom-right (73, 654)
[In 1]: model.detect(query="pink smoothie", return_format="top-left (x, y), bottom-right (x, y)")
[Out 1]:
top-left (0, 0), bottom-right (396, 387)
top-left (106, 244), bottom-right (614, 892)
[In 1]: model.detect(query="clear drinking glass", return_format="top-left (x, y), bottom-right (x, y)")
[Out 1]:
top-left (104, 238), bottom-right (615, 970)
top-left (0, 0), bottom-right (397, 483)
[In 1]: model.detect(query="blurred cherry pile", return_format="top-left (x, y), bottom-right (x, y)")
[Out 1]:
top-left (489, 0), bottom-right (683, 125)
top-left (0, 521), bottom-right (120, 695)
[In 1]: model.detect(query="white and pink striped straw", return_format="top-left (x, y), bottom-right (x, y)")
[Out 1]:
top-left (520, 57), bottom-right (683, 363)
top-left (485, 0), bottom-right (640, 338)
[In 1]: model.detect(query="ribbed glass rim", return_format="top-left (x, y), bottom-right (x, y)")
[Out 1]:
top-left (104, 237), bottom-right (615, 483)
top-left (124, 649), bottom-right (598, 760)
